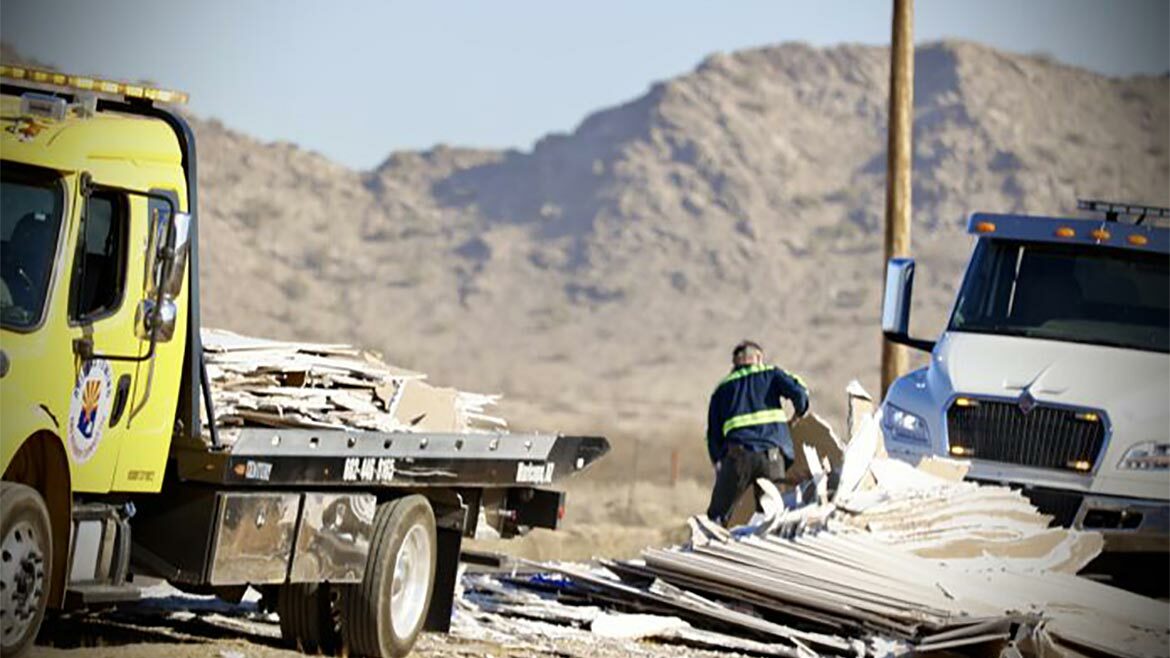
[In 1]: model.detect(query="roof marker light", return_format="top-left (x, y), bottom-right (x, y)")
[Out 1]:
top-left (19, 93), bottom-right (67, 121)
top-left (1054, 227), bottom-right (1075, 238)
top-left (0, 64), bottom-right (189, 105)
top-left (1127, 234), bottom-right (1149, 246)
top-left (974, 221), bottom-right (996, 234)
top-left (1090, 228), bottom-right (1111, 241)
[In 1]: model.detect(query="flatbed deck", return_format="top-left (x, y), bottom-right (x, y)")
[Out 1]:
top-left (174, 429), bottom-right (609, 489)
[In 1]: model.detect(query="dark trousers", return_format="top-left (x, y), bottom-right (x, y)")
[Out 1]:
top-left (706, 444), bottom-right (787, 526)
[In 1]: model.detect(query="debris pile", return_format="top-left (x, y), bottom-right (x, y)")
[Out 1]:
top-left (461, 400), bottom-right (1168, 658)
top-left (202, 329), bottom-right (505, 441)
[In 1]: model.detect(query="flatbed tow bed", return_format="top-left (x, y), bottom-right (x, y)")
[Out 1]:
top-left (175, 430), bottom-right (609, 490)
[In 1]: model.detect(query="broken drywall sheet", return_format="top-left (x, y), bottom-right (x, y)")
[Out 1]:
top-left (788, 413), bottom-right (844, 483)
top-left (590, 612), bottom-right (689, 640)
top-left (833, 411), bottom-right (881, 502)
top-left (845, 378), bottom-right (874, 441)
top-left (393, 379), bottom-right (460, 432)
top-left (914, 456), bottom-right (969, 482)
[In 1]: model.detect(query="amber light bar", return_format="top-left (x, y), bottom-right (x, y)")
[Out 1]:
top-left (1, 64), bottom-right (189, 105)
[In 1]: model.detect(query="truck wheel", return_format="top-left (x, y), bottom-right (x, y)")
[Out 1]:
top-left (278, 582), bottom-right (339, 654)
top-left (340, 495), bottom-right (436, 658)
top-left (0, 482), bottom-right (52, 658)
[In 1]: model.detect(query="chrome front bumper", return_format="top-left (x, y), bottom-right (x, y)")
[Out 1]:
top-left (965, 479), bottom-right (1169, 554)
top-left (1073, 494), bottom-right (1170, 553)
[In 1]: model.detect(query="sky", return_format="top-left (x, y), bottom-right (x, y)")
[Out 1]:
top-left (2, 0), bottom-right (1167, 170)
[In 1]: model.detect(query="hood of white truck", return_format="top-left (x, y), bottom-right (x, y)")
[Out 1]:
top-left (932, 331), bottom-right (1170, 498)
top-left (936, 332), bottom-right (1167, 409)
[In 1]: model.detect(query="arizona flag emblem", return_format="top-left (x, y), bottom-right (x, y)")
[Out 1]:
top-left (77, 380), bottom-right (102, 438)
top-left (68, 360), bottom-right (113, 464)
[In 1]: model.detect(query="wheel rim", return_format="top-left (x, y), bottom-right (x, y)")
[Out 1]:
top-left (1, 520), bottom-right (46, 646)
top-left (389, 524), bottom-right (431, 639)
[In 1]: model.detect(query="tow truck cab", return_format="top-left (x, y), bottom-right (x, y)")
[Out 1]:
top-left (880, 202), bottom-right (1169, 553)
top-left (1, 70), bottom-right (199, 640)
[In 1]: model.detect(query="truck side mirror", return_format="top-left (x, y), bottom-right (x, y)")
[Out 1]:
top-left (882, 258), bottom-right (936, 353)
top-left (135, 211), bottom-right (189, 343)
top-left (144, 211), bottom-right (190, 298)
top-left (161, 212), bottom-right (191, 298)
top-left (135, 297), bottom-right (178, 342)
top-left (882, 258), bottom-right (915, 336)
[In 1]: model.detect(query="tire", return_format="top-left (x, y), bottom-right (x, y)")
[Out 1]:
top-left (340, 495), bottom-right (436, 658)
top-left (0, 482), bottom-right (52, 658)
top-left (277, 582), bottom-right (339, 654)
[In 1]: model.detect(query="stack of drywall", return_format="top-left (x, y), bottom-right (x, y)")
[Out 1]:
top-left (202, 329), bottom-right (505, 439)
top-left (478, 398), bottom-right (1167, 657)
top-left (821, 414), bottom-right (1164, 656)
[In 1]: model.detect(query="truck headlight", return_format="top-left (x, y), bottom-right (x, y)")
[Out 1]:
top-left (1118, 442), bottom-right (1170, 470)
top-left (881, 404), bottom-right (929, 444)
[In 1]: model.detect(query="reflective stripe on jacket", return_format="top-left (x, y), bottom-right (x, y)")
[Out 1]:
top-left (706, 364), bottom-right (809, 464)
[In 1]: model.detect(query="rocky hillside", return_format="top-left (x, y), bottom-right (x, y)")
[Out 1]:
top-left (7, 42), bottom-right (1168, 476)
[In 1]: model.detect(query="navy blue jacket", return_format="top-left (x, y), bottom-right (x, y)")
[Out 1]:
top-left (706, 364), bottom-right (809, 464)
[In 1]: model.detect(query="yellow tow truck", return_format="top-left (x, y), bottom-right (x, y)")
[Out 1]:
top-left (0, 67), bottom-right (608, 657)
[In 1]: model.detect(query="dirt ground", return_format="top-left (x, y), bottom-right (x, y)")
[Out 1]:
top-left (30, 641), bottom-right (305, 658)
top-left (31, 635), bottom-right (748, 658)
top-left (29, 576), bottom-right (750, 658)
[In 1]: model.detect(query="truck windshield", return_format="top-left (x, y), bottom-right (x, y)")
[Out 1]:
top-left (1, 164), bottom-right (65, 330)
top-left (950, 238), bottom-right (1169, 353)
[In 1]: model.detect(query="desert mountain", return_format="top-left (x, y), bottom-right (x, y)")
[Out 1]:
top-left (7, 42), bottom-right (1168, 478)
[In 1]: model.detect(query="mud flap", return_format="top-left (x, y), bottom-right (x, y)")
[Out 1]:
top-left (423, 525), bottom-right (463, 632)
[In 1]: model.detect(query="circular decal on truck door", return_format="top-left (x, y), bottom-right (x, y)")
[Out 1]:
top-left (67, 359), bottom-right (113, 464)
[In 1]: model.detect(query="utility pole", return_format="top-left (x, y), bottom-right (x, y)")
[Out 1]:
top-left (881, 0), bottom-right (914, 398)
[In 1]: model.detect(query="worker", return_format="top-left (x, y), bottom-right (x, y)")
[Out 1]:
top-left (705, 340), bottom-right (809, 526)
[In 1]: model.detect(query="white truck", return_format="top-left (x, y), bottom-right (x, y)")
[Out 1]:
top-left (879, 200), bottom-right (1169, 555)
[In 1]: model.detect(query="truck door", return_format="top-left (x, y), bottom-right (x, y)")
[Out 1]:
top-left (65, 187), bottom-right (137, 492)
top-left (111, 191), bottom-right (190, 492)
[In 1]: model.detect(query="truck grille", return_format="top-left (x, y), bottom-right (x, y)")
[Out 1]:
top-left (946, 398), bottom-right (1107, 472)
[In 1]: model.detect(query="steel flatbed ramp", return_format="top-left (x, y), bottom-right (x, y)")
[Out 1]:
top-left (174, 429), bottom-right (608, 488)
